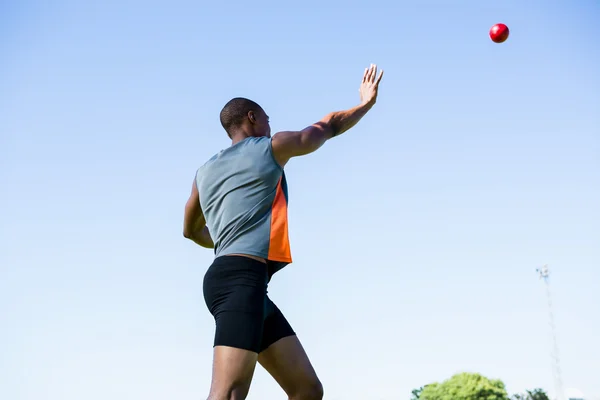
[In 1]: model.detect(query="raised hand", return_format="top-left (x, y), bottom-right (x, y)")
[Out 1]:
top-left (359, 64), bottom-right (384, 106)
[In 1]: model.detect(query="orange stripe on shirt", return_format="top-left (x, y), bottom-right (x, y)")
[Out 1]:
top-left (267, 178), bottom-right (292, 262)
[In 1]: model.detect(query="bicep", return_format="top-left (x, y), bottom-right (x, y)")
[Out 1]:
top-left (271, 119), bottom-right (333, 166)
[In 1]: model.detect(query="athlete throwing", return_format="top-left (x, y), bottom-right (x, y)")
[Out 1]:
top-left (183, 64), bottom-right (384, 400)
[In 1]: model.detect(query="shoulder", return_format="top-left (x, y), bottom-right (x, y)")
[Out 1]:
top-left (198, 152), bottom-right (219, 170)
top-left (237, 137), bottom-right (279, 164)
top-left (239, 136), bottom-right (271, 149)
top-left (195, 152), bottom-right (219, 180)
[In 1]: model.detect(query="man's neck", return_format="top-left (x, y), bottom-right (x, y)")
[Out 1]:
top-left (230, 132), bottom-right (251, 146)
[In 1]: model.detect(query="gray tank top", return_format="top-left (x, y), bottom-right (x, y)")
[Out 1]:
top-left (196, 137), bottom-right (291, 273)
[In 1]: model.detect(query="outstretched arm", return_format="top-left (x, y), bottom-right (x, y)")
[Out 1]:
top-left (271, 64), bottom-right (384, 167)
top-left (183, 178), bottom-right (214, 248)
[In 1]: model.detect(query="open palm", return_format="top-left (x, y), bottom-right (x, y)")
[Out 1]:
top-left (359, 64), bottom-right (384, 105)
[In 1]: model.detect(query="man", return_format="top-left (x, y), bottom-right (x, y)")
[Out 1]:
top-left (183, 64), bottom-right (384, 400)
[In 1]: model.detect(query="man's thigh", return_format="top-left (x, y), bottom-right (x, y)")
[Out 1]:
top-left (258, 336), bottom-right (322, 398)
top-left (203, 256), bottom-right (270, 399)
top-left (208, 309), bottom-right (266, 399)
top-left (209, 345), bottom-right (258, 400)
top-left (257, 301), bottom-right (322, 398)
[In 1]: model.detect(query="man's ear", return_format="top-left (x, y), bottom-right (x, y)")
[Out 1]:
top-left (248, 111), bottom-right (256, 123)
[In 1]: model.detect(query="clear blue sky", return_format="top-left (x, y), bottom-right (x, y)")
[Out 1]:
top-left (1, 0), bottom-right (599, 399)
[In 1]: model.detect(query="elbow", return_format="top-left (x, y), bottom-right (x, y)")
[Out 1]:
top-left (324, 115), bottom-right (342, 137)
top-left (300, 122), bottom-right (332, 151)
top-left (318, 116), bottom-right (334, 134)
top-left (183, 228), bottom-right (191, 239)
top-left (316, 115), bottom-right (339, 138)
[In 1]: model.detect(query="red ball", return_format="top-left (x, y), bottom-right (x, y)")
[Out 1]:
top-left (489, 23), bottom-right (509, 43)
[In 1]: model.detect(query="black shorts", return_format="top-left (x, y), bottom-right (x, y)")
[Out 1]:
top-left (203, 255), bottom-right (295, 353)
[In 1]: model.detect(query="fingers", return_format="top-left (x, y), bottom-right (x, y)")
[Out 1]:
top-left (362, 64), bottom-right (383, 85)
top-left (363, 64), bottom-right (381, 83)
top-left (366, 64), bottom-right (375, 82)
top-left (376, 69), bottom-right (384, 85)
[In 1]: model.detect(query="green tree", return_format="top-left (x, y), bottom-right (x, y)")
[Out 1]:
top-left (511, 388), bottom-right (550, 400)
top-left (419, 372), bottom-right (509, 400)
top-left (411, 386), bottom-right (424, 400)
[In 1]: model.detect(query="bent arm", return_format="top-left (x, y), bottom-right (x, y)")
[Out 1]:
top-left (183, 179), bottom-right (214, 248)
top-left (271, 101), bottom-right (374, 167)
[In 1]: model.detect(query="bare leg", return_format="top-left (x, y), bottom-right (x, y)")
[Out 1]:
top-left (258, 336), bottom-right (323, 400)
top-left (207, 345), bottom-right (258, 400)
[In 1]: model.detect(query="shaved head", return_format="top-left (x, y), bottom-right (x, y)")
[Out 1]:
top-left (220, 97), bottom-right (264, 137)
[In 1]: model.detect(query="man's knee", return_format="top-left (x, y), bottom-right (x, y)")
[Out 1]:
top-left (290, 380), bottom-right (324, 400)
